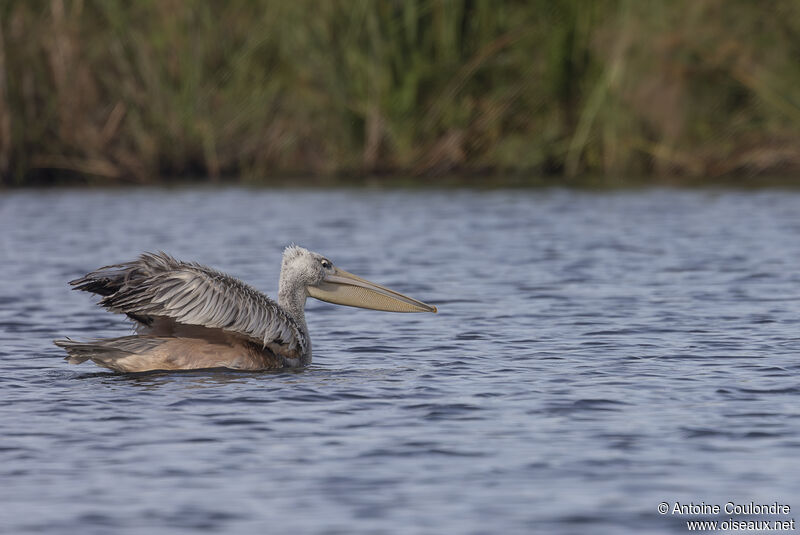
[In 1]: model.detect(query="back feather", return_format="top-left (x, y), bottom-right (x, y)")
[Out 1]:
top-left (69, 252), bottom-right (306, 358)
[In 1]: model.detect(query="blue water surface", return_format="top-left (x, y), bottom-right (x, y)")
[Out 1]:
top-left (1, 187), bottom-right (799, 534)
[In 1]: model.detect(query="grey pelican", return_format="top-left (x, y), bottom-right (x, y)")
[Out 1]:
top-left (55, 246), bottom-right (436, 372)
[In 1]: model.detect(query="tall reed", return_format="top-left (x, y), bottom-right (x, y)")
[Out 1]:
top-left (1, 0), bottom-right (799, 185)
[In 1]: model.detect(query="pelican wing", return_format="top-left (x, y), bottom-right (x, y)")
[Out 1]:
top-left (69, 252), bottom-right (306, 358)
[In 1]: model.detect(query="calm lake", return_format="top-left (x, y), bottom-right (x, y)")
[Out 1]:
top-left (1, 187), bottom-right (799, 534)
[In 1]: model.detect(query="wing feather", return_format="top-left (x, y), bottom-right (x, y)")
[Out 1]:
top-left (69, 252), bottom-right (306, 357)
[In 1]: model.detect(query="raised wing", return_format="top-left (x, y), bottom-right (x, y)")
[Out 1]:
top-left (70, 252), bottom-right (306, 358)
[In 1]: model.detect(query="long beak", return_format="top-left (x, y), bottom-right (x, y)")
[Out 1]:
top-left (307, 267), bottom-right (437, 313)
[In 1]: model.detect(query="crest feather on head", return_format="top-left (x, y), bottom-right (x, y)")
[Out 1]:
top-left (282, 244), bottom-right (312, 266)
top-left (283, 244), bottom-right (306, 257)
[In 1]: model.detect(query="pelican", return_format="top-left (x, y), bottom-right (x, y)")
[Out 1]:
top-left (54, 246), bottom-right (436, 372)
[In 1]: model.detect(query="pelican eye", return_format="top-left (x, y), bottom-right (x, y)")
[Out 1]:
top-left (321, 259), bottom-right (332, 269)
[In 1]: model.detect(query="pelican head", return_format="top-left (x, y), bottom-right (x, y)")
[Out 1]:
top-left (278, 246), bottom-right (437, 317)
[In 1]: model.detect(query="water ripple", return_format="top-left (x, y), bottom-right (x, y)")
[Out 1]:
top-left (2, 188), bottom-right (800, 534)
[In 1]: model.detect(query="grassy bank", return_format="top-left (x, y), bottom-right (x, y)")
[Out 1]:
top-left (1, 0), bottom-right (800, 186)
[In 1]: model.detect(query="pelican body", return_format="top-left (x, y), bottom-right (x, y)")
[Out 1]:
top-left (55, 246), bottom-right (436, 372)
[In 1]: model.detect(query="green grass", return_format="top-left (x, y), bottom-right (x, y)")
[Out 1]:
top-left (1, 0), bottom-right (800, 186)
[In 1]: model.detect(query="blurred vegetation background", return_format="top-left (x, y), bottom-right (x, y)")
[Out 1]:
top-left (1, 0), bottom-right (799, 186)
